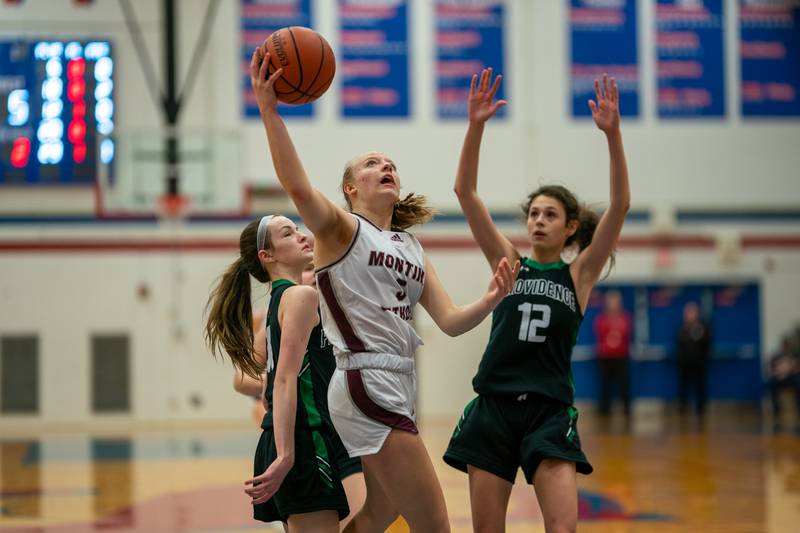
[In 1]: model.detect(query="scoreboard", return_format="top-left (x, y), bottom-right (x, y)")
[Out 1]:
top-left (0, 39), bottom-right (114, 185)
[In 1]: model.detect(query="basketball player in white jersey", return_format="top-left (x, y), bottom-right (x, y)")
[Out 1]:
top-left (251, 46), bottom-right (518, 533)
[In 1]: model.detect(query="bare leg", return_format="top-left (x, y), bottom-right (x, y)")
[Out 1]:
top-left (344, 429), bottom-right (450, 533)
top-left (287, 510), bottom-right (340, 533)
top-left (467, 465), bottom-right (512, 533)
top-left (340, 471), bottom-right (367, 531)
top-left (342, 463), bottom-right (398, 532)
top-left (532, 459), bottom-right (577, 533)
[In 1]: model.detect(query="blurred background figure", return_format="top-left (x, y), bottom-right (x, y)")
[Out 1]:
top-left (767, 328), bottom-right (800, 432)
top-left (593, 290), bottom-right (632, 422)
top-left (676, 302), bottom-right (712, 418)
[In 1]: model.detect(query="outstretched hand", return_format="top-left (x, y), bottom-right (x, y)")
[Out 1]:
top-left (485, 257), bottom-right (520, 307)
top-left (243, 455), bottom-right (293, 505)
top-left (588, 73), bottom-right (620, 135)
top-left (468, 67), bottom-right (507, 125)
top-left (249, 43), bottom-right (284, 116)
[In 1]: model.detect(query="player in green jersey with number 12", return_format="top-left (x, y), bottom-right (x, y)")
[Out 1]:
top-left (444, 69), bottom-right (630, 533)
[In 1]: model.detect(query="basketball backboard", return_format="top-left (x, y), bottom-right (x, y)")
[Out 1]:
top-left (95, 128), bottom-right (247, 219)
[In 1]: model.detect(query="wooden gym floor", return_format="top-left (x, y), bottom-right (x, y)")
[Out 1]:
top-left (1, 406), bottom-right (799, 532)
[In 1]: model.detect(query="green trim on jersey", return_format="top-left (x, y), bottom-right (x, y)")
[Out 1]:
top-left (566, 406), bottom-right (579, 443)
top-left (299, 358), bottom-right (322, 427)
top-left (452, 397), bottom-right (478, 439)
top-left (271, 278), bottom-right (293, 290)
top-left (523, 258), bottom-right (568, 271)
top-left (311, 430), bottom-right (335, 489)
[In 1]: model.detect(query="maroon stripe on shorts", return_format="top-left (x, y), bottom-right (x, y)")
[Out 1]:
top-left (346, 369), bottom-right (418, 434)
top-left (316, 271), bottom-right (367, 353)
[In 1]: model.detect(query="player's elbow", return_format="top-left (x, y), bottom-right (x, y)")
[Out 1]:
top-left (610, 196), bottom-right (630, 216)
top-left (439, 320), bottom-right (464, 338)
top-left (232, 372), bottom-right (247, 394)
top-left (453, 184), bottom-right (475, 201)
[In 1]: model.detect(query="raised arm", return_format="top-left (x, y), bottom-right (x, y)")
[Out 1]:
top-left (250, 45), bottom-right (355, 248)
top-left (571, 75), bottom-right (630, 301)
top-left (244, 286), bottom-right (319, 504)
top-left (419, 256), bottom-right (518, 337)
top-left (454, 68), bottom-right (518, 271)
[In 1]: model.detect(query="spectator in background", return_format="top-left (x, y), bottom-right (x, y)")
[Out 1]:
top-left (593, 290), bottom-right (633, 421)
top-left (676, 302), bottom-right (712, 417)
top-left (766, 334), bottom-right (800, 431)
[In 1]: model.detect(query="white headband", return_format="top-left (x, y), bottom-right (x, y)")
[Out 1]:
top-left (256, 215), bottom-right (274, 251)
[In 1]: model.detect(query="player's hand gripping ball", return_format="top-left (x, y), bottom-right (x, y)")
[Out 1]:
top-left (265, 26), bottom-right (336, 105)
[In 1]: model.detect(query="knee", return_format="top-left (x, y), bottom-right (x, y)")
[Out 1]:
top-left (474, 519), bottom-right (502, 533)
top-left (472, 508), bottom-right (506, 533)
top-left (376, 509), bottom-right (400, 530)
top-left (546, 523), bottom-right (576, 533)
top-left (359, 502), bottom-right (398, 531)
top-left (543, 514), bottom-right (577, 533)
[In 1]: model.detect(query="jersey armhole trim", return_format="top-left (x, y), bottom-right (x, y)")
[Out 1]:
top-left (315, 215), bottom-right (361, 273)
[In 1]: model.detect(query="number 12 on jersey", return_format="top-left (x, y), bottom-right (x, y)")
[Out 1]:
top-left (518, 303), bottom-right (550, 342)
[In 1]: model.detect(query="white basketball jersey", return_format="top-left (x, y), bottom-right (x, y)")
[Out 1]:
top-left (316, 213), bottom-right (426, 373)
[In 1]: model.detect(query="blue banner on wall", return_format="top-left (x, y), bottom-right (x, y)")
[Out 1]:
top-left (656, 0), bottom-right (725, 118)
top-left (240, 0), bottom-right (313, 118)
top-left (339, 0), bottom-right (409, 118)
top-left (740, 0), bottom-right (800, 117)
top-left (569, 0), bottom-right (639, 118)
top-left (435, 0), bottom-right (506, 119)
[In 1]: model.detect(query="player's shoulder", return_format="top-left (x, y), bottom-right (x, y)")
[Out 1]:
top-left (282, 284), bottom-right (319, 304)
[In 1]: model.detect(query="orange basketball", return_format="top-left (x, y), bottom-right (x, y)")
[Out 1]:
top-left (265, 26), bottom-right (336, 105)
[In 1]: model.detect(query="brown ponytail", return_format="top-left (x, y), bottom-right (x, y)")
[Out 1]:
top-left (522, 185), bottom-right (615, 273)
top-left (390, 193), bottom-right (436, 231)
top-left (205, 219), bottom-right (272, 379)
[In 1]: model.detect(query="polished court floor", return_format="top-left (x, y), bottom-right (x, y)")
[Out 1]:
top-left (1, 407), bottom-right (799, 532)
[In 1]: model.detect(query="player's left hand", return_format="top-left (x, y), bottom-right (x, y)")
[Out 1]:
top-left (468, 67), bottom-right (507, 125)
top-left (244, 455), bottom-right (293, 505)
top-left (588, 73), bottom-right (620, 135)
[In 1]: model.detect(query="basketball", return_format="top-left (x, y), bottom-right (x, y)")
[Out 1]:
top-left (265, 26), bottom-right (336, 105)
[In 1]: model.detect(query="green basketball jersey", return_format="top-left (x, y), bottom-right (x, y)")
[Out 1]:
top-left (472, 258), bottom-right (583, 404)
top-left (262, 279), bottom-right (335, 430)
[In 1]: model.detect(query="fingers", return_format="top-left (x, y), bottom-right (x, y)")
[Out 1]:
top-left (470, 73), bottom-right (478, 95)
top-left (491, 100), bottom-right (508, 114)
top-left (244, 479), bottom-right (274, 502)
top-left (602, 73), bottom-right (609, 101)
top-left (259, 51), bottom-right (270, 82)
top-left (594, 78), bottom-right (602, 103)
top-left (611, 76), bottom-right (618, 103)
top-left (267, 66), bottom-right (284, 87)
top-left (252, 489), bottom-right (275, 505)
top-left (479, 68), bottom-right (490, 93)
top-left (588, 99), bottom-right (597, 114)
top-left (245, 484), bottom-right (274, 504)
top-left (250, 47), bottom-right (261, 81)
top-left (488, 73), bottom-right (502, 100)
top-left (494, 257), bottom-right (516, 294)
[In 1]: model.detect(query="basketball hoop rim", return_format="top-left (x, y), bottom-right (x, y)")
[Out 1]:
top-left (157, 194), bottom-right (191, 220)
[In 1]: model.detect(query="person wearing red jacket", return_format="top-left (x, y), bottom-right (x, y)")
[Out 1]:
top-left (594, 290), bottom-right (633, 420)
